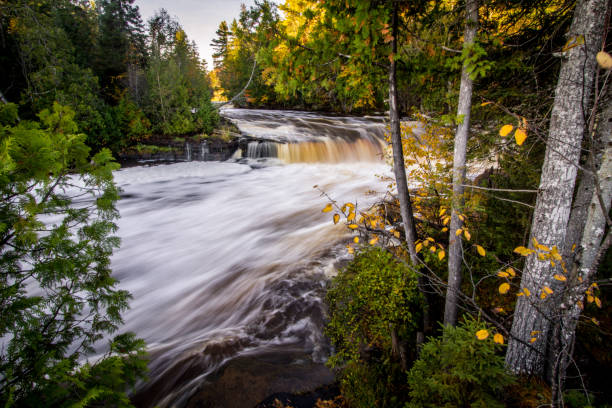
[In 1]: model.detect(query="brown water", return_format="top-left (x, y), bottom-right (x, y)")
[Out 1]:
top-left (110, 109), bottom-right (390, 406)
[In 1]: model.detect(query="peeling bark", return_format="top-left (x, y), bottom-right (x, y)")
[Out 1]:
top-left (505, 0), bottom-right (608, 377)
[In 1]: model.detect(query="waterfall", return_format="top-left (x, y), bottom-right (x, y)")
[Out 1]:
top-left (200, 141), bottom-right (209, 161)
top-left (222, 108), bottom-right (388, 164)
top-left (243, 138), bottom-right (384, 163)
top-left (185, 142), bottom-right (192, 161)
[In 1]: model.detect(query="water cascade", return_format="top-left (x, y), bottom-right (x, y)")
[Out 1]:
top-left (185, 142), bottom-right (192, 161)
top-left (110, 108), bottom-right (390, 407)
top-left (200, 141), bottom-right (209, 161)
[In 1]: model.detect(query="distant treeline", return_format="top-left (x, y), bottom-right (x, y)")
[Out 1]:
top-left (1, 0), bottom-right (219, 154)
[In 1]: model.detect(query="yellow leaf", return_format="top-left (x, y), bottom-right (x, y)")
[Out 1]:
top-left (592, 317), bottom-right (600, 326)
top-left (577, 300), bottom-right (584, 310)
top-left (429, 245), bottom-right (437, 252)
top-left (442, 227), bottom-right (448, 232)
top-left (594, 297), bottom-right (602, 308)
top-left (571, 244), bottom-right (576, 252)
top-left (514, 246), bottom-right (533, 256)
top-left (438, 250), bottom-right (445, 261)
top-left (443, 217), bottom-right (450, 226)
top-left (562, 35), bottom-right (584, 51)
top-left (587, 294), bottom-right (594, 303)
top-left (506, 267), bottom-right (516, 277)
top-left (591, 282), bottom-right (599, 289)
top-left (322, 204), bottom-right (333, 213)
top-left (345, 202), bottom-right (355, 210)
top-left (530, 337), bottom-right (537, 343)
top-left (348, 224), bottom-right (358, 229)
top-left (464, 230), bottom-right (471, 241)
top-left (476, 245), bottom-right (486, 257)
top-left (523, 287), bottom-right (531, 297)
top-left (352, 236), bottom-right (360, 244)
top-left (333, 214), bottom-right (340, 224)
top-left (553, 274), bottom-right (567, 282)
top-left (347, 211), bottom-right (356, 221)
top-left (515, 128), bottom-right (527, 146)
top-left (499, 124), bottom-right (513, 137)
top-left (476, 329), bottom-right (489, 340)
top-left (493, 307), bottom-right (505, 313)
top-left (499, 283), bottom-right (510, 294)
top-left (537, 244), bottom-right (551, 252)
top-left (456, 228), bottom-right (463, 236)
top-left (531, 330), bottom-right (540, 335)
top-left (596, 51), bottom-right (612, 69)
top-left (347, 246), bottom-right (354, 254)
top-left (497, 271), bottom-right (509, 278)
top-left (393, 230), bottom-right (400, 238)
top-left (369, 236), bottom-right (379, 245)
top-left (550, 246), bottom-right (562, 261)
top-left (458, 214), bottom-right (465, 222)
top-left (416, 243), bottom-right (423, 253)
top-left (493, 333), bottom-right (504, 345)
top-left (542, 286), bottom-right (553, 295)
top-left (481, 101), bottom-right (493, 107)
top-left (439, 208), bottom-right (447, 217)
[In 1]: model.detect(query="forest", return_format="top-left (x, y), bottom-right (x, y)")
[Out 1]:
top-left (1, 0), bottom-right (611, 407)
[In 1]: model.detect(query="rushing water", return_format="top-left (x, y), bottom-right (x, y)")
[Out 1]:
top-left (111, 109), bottom-right (391, 407)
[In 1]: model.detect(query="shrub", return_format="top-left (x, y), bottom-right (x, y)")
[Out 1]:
top-left (326, 247), bottom-right (422, 407)
top-left (406, 317), bottom-right (514, 408)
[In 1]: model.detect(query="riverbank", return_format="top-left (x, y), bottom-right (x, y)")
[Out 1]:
top-left (116, 117), bottom-right (242, 166)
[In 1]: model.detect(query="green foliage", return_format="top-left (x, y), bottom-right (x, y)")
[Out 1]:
top-left (326, 247), bottom-right (421, 407)
top-left (563, 390), bottom-right (594, 408)
top-left (211, 1), bottom-right (280, 107)
top-left (326, 247), bottom-right (421, 366)
top-left (1, 0), bottom-right (217, 155)
top-left (144, 10), bottom-right (219, 135)
top-left (406, 318), bottom-right (514, 408)
top-left (0, 103), bottom-right (146, 407)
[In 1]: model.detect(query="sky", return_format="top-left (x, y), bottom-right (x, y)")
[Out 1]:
top-left (134, 0), bottom-right (276, 69)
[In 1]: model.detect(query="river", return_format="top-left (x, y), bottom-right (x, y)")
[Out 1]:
top-left (111, 109), bottom-right (391, 407)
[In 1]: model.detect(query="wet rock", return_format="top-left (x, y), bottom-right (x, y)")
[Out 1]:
top-left (185, 352), bottom-right (334, 408)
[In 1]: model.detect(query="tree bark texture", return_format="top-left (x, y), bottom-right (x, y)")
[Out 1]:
top-left (557, 96), bottom-right (612, 384)
top-left (443, 0), bottom-right (478, 327)
top-left (505, 0), bottom-right (608, 376)
top-left (388, 4), bottom-right (418, 264)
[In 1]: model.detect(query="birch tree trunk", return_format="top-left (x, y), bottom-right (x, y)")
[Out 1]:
top-left (505, 0), bottom-right (608, 376)
top-left (552, 84), bottom-right (612, 399)
top-left (443, 0), bottom-right (478, 326)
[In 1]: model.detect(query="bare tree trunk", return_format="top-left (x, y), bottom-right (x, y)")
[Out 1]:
top-left (554, 98), bottom-right (612, 398)
top-left (505, 0), bottom-right (608, 376)
top-left (444, 0), bottom-right (478, 327)
top-left (388, 3), bottom-right (431, 351)
top-left (389, 4), bottom-right (418, 265)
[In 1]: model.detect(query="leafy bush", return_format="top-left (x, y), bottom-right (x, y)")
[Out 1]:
top-left (406, 318), bottom-right (514, 408)
top-left (326, 247), bottom-right (422, 407)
